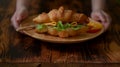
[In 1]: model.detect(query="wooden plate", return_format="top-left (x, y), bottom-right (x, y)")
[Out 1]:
top-left (18, 15), bottom-right (104, 43)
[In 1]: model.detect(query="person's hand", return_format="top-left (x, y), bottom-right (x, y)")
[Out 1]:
top-left (11, 6), bottom-right (29, 30)
top-left (91, 10), bottom-right (111, 30)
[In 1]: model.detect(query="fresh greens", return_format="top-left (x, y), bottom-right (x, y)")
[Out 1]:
top-left (55, 21), bottom-right (83, 31)
top-left (54, 21), bottom-right (65, 31)
top-left (57, 21), bottom-right (64, 29)
top-left (64, 23), bottom-right (71, 29)
top-left (71, 25), bottom-right (83, 30)
top-left (36, 21), bottom-right (83, 31)
top-left (36, 24), bottom-right (46, 30)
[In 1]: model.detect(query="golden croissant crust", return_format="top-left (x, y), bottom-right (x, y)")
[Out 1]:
top-left (33, 6), bottom-right (92, 38)
top-left (33, 6), bottom-right (89, 23)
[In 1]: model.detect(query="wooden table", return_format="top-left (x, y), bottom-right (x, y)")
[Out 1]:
top-left (0, 0), bottom-right (120, 65)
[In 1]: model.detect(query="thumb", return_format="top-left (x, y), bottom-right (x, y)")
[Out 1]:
top-left (12, 18), bottom-right (19, 30)
top-left (16, 16), bottom-right (22, 23)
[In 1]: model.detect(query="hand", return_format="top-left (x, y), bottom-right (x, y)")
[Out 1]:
top-left (91, 10), bottom-right (111, 30)
top-left (11, 7), bottom-right (29, 30)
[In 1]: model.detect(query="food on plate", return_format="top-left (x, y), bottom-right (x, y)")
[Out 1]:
top-left (33, 6), bottom-right (103, 38)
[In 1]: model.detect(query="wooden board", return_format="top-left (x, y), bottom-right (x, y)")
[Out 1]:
top-left (1, 0), bottom-right (120, 64)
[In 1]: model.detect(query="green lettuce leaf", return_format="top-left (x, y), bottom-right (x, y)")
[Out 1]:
top-left (72, 25), bottom-right (83, 30)
top-left (36, 24), bottom-right (46, 30)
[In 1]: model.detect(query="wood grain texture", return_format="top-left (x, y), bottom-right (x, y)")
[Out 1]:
top-left (0, 0), bottom-right (120, 64)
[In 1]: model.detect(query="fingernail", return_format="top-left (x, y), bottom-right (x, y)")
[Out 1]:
top-left (16, 17), bottom-right (20, 21)
top-left (17, 16), bottom-right (22, 21)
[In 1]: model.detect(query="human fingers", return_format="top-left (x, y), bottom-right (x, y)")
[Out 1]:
top-left (97, 12), bottom-right (106, 23)
top-left (11, 15), bottom-right (19, 29)
top-left (101, 12), bottom-right (111, 30)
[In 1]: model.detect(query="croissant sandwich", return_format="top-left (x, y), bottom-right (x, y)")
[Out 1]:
top-left (33, 6), bottom-right (103, 38)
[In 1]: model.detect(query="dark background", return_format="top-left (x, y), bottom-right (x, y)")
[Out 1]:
top-left (0, 0), bottom-right (120, 67)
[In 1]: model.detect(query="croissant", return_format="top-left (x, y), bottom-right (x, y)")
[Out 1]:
top-left (33, 6), bottom-right (92, 38)
top-left (33, 6), bottom-right (89, 23)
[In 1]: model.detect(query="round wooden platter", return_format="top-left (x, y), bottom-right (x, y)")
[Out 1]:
top-left (17, 15), bottom-right (104, 43)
